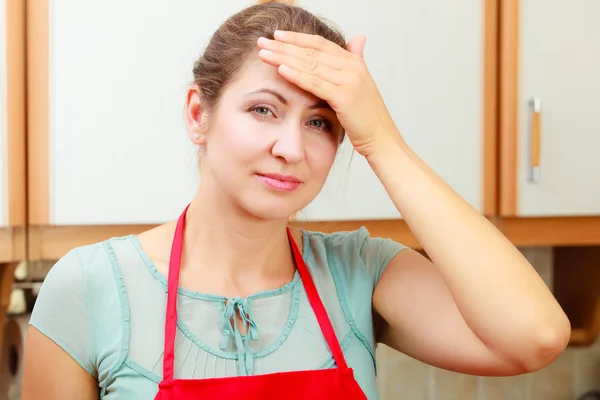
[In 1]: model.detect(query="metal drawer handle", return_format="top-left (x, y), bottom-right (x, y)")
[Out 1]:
top-left (529, 97), bottom-right (542, 182)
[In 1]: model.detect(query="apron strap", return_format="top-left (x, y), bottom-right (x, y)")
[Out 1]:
top-left (286, 228), bottom-right (348, 369)
top-left (162, 204), bottom-right (189, 382)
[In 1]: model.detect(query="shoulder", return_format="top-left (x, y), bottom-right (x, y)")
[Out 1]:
top-left (32, 233), bottom-right (144, 323)
top-left (67, 235), bottom-right (137, 266)
top-left (300, 225), bottom-right (371, 247)
top-left (28, 236), bottom-right (134, 377)
top-left (39, 234), bottom-right (142, 294)
top-left (301, 226), bottom-right (408, 258)
top-left (301, 227), bottom-right (408, 288)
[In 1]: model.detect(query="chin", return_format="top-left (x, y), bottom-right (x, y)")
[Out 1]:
top-left (237, 194), bottom-right (307, 222)
top-left (244, 202), bottom-right (299, 221)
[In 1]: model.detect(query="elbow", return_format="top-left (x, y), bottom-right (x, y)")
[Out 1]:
top-left (516, 318), bottom-right (571, 374)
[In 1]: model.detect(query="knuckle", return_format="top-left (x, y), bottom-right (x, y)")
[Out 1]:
top-left (311, 76), bottom-right (322, 88)
top-left (305, 58), bottom-right (318, 72)
top-left (317, 35), bottom-right (327, 47)
top-left (305, 47), bottom-right (318, 59)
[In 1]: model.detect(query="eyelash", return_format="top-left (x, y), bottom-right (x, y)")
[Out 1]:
top-left (249, 105), bottom-right (332, 132)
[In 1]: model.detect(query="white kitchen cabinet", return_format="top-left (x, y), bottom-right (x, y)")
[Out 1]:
top-left (513, 0), bottom-right (600, 217)
top-left (298, 0), bottom-right (485, 221)
top-left (35, 0), bottom-right (487, 225)
top-left (37, 0), bottom-right (256, 225)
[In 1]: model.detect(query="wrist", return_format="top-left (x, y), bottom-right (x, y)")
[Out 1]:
top-left (365, 131), bottom-right (411, 165)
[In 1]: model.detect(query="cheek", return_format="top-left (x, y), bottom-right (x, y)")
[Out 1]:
top-left (305, 135), bottom-right (338, 177)
top-left (212, 115), bottom-right (264, 163)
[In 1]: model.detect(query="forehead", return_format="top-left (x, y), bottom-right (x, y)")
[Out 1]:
top-left (224, 56), bottom-right (322, 105)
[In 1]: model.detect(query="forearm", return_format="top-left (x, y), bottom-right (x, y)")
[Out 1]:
top-left (367, 133), bottom-right (570, 368)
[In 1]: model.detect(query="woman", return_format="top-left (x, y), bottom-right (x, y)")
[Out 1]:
top-left (21, 2), bottom-right (570, 399)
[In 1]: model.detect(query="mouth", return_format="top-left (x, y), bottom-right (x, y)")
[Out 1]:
top-left (255, 173), bottom-right (302, 192)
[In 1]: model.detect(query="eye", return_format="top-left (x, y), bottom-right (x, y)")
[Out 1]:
top-left (307, 118), bottom-right (332, 132)
top-left (250, 105), bottom-right (275, 119)
top-left (254, 106), bottom-right (270, 116)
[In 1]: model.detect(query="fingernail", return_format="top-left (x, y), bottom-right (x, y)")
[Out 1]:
top-left (274, 30), bottom-right (285, 38)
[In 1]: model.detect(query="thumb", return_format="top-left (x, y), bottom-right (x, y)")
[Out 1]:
top-left (346, 35), bottom-right (366, 57)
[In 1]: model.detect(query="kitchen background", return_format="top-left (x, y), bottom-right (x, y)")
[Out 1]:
top-left (1, 0), bottom-right (599, 399)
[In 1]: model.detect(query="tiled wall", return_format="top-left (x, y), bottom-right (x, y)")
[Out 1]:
top-left (375, 247), bottom-right (600, 400)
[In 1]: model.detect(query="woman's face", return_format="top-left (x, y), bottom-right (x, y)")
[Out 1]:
top-left (187, 57), bottom-right (342, 220)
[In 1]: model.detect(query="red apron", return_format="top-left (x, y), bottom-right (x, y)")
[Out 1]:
top-left (154, 206), bottom-right (367, 399)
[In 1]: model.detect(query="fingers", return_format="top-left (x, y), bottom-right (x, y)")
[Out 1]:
top-left (258, 49), bottom-right (347, 86)
top-left (257, 37), bottom-right (345, 70)
top-left (255, 31), bottom-right (364, 108)
top-left (273, 30), bottom-right (352, 60)
top-left (276, 64), bottom-right (336, 102)
top-left (345, 35), bottom-right (367, 57)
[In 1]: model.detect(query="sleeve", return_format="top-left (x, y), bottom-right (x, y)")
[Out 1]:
top-left (29, 248), bottom-right (97, 376)
top-left (356, 227), bottom-right (408, 290)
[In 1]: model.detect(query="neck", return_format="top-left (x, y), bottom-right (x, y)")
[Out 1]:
top-left (181, 182), bottom-right (296, 288)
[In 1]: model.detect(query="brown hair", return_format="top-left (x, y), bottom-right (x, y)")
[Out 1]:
top-left (192, 1), bottom-right (347, 113)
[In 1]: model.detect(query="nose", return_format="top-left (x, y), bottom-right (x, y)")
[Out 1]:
top-left (271, 122), bottom-right (305, 164)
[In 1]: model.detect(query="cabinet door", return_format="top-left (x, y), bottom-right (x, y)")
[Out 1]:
top-left (1, 0), bottom-right (25, 230)
top-left (0, 0), bottom-right (8, 229)
top-left (1, 0), bottom-right (26, 261)
top-left (297, 0), bottom-right (486, 221)
top-left (32, 0), bottom-right (490, 226)
top-left (508, 0), bottom-right (600, 216)
top-left (30, 0), bottom-right (256, 226)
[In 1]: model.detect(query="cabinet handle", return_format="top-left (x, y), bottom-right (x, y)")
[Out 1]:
top-left (529, 97), bottom-right (542, 182)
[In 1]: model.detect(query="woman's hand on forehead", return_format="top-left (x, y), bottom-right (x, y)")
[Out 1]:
top-left (257, 30), bottom-right (402, 158)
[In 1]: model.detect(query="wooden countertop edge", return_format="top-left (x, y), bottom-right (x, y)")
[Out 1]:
top-left (498, 216), bottom-right (600, 247)
top-left (0, 227), bottom-right (26, 263)
top-left (24, 215), bottom-right (600, 261)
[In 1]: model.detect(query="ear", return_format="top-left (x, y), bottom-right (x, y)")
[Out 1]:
top-left (185, 84), bottom-right (208, 145)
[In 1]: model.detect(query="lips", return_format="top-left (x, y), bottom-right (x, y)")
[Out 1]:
top-left (259, 173), bottom-right (301, 183)
top-left (255, 173), bottom-right (302, 191)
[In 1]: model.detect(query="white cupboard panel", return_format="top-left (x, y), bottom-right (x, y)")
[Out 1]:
top-left (49, 1), bottom-right (255, 225)
top-left (298, 0), bottom-right (484, 221)
top-left (0, 0), bottom-right (8, 228)
top-left (49, 1), bottom-right (484, 225)
top-left (517, 0), bottom-right (600, 216)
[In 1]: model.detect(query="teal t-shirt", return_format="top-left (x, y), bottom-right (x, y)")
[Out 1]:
top-left (29, 227), bottom-right (407, 399)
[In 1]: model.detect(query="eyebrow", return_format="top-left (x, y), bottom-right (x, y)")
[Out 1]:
top-left (246, 88), bottom-right (333, 111)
